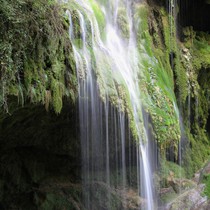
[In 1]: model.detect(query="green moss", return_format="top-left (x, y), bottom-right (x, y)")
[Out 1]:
top-left (0, 0), bottom-right (77, 113)
top-left (117, 8), bottom-right (130, 39)
top-left (202, 174), bottom-right (210, 198)
top-left (179, 29), bottom-right (210, 177)
top-left (134, 3), bottom-right (181, 154)
top-left (182, 127), bottom-right (210, 178)
top-left (190, 33), bottom-right (210, 70)
top-left (182, 26), bottom-right (196, 48)
top-left (89, 0), bottom-right (105, 34)
top-left (159, 8), bottom-right (188, 104)
top-left (71, 9), bottom-right (81, 40)
top-left (160, 160), bottom-right (186, 185)
top-left (51, 78), bottom-right (64, 114)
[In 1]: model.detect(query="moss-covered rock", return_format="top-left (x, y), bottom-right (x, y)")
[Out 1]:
top-left (134, 2), bottom-right (181, 156)
top-left (165, 184), bottom-right (208, 210)
top-left (0, 0), bottom-right (78, 114)
top-left (142, 0), bottom-right (210, 178)
top-left (117, 8), bottom-right (130, 39)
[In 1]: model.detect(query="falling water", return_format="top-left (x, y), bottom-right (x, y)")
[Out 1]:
top-left (188, 81), bottom-right (191, 128)
top-left (195, 96), bottom-right (199, 122)
top-left (169, 0), bottom-right (174, 47)
top-left (67, 0), bottom-right (155, 209)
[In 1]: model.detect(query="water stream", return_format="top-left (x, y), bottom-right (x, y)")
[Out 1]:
top-left (67, 0), bottom-right (155, 209)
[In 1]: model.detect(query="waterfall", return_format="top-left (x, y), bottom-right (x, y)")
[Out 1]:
top-left (67, 0), bottom-right (156, 209)
top-left (169, 0), bottom-right (176, 40)
top-left (187, 81), bottom-right (191, 128)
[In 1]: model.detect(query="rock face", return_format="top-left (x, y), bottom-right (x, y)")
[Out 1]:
top-left (159, 162), bottom-right (210, 210)
top-left (201, 162), bottom-right (210, 176)
top-left (0, 102), bottom-right (82, 209)
top-left (159, 184), bottom-right (210, 210)
top-left (165, 184), bottom-right (208, 210)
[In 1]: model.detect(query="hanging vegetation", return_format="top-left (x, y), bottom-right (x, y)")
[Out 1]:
top-left (0, 0), bottom-right (77, 113)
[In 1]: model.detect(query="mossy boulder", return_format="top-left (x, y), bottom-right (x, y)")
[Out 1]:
top-left (166, 184), bottom-right (207, 210)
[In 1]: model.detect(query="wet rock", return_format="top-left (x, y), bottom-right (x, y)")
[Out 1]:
top-left (164, 184), bottom-right (208, 210)
top-left (201, 162), bottom-right (210, 176)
